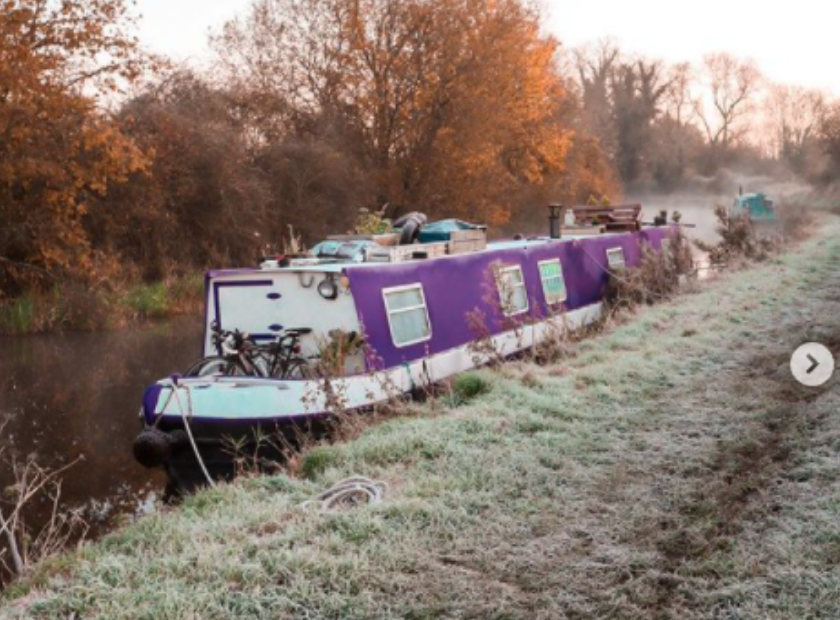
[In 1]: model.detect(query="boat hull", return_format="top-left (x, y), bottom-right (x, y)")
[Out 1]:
top-left (139, 303), bottom-right (604, 488)
top-left (156, 413), bottom-right (336, 493)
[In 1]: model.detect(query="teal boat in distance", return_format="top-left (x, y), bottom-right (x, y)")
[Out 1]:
top-left (731, 190), bottom-right (778, 224)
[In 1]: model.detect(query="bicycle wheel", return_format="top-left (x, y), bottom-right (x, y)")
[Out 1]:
top-left (185, 356), bottom-right (248, 377)
top-left (278, 358), bottom-right (312, 379)
top-left (245, 350), bottom-right (272, 377)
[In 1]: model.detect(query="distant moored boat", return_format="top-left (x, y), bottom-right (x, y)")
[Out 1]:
top-left (730, 190), bottom-right (778, 225)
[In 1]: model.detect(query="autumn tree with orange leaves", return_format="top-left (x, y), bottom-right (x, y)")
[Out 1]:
top-left (214, 0), bottom-right (574, 226)
top-left (0, 0), bottom-right (147, 294)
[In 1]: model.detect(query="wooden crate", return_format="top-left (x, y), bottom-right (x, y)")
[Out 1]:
top-left (406, 242), bottom-right (448, 260)
top-left (448, 228), bottom-right (487, 254)
top-left (365, 242), bottom-right (448, 262)
top-left (327, 233), bottom-right (400, 246)
top-left (561, 225), bottom-right (606, 236)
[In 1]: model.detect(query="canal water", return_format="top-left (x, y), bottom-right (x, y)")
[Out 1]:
top-left (0, 317), bottom-right (203, 584)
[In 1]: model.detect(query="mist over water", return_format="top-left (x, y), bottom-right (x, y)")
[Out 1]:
top-left (0, 318), bottom-right (203, 584)
top-left (629, 172), bottom-right (814, 243)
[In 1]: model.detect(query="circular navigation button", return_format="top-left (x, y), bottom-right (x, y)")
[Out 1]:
top-left (790, 343), bottom-right (835, 387)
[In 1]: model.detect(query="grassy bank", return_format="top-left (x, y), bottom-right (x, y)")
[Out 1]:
top-left (0, 275), bottom-right (204, 336)
top-left (3, 222), bottom-right (840, 619)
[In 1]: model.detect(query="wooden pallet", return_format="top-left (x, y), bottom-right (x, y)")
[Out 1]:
top-left (448, 229), bottom-right (488, 254)
top-left (327, 233), bottom-right (400, 246)
top-left (561, 225), bottom-right (606, 236)
top-left (365, 242), bottom-right (449, 262)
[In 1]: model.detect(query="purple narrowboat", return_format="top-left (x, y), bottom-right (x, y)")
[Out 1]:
top-left (133, 207), bottom-right (677, 489)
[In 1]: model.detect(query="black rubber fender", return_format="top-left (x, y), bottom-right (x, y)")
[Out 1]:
top-left (133, 428), bottom-right (172, 468)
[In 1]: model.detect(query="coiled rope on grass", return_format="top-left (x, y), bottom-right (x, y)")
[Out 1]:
top-left (301, 476), bottom-right (387, 511)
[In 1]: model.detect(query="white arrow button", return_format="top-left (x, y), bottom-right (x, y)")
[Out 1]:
top-left (791, 343), bottom-right (835, 387)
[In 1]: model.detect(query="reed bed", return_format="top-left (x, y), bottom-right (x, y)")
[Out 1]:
top-left (0, 275), bottom-right (204, 336)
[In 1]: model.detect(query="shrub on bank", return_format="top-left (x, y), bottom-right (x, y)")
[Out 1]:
top-left (605, 229), bottom-right (695, 311)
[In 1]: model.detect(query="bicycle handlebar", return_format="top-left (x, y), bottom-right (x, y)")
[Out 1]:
top-left (210, 322), bottom-right (255, 356)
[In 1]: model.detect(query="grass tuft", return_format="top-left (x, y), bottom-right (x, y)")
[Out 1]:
top-left (300, 446), bottom-right (342, 480)
top-left (448, 372), bottom-right (492, 405)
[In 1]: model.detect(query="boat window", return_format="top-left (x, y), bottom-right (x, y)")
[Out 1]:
top-left (496, 265), bottom-right (529, 316)
top-left (383, 284), bottom-right (432, 347)
top-left (606, 247), bottom-right (626, 269)
top-left (538, 259), bottom-right (567, 305)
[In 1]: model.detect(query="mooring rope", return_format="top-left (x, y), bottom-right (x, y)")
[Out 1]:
top-left (166, 378), bottom-right (216, 488)
top-left (300, 476), bottom-right (387, 511)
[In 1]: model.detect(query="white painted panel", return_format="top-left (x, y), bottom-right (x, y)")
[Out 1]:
top-left (216, 280), bottom-right (281, 335)
top-left (204, 272), bottom-right (362, 357)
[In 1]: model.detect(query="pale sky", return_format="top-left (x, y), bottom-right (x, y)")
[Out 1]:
top-left (137, 0), bottom-right (840, 95)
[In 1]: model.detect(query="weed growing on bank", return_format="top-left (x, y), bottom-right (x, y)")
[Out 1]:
top-left (605, 228), bottom-right (695, 311)
top-left (0, 275), bottom-right (204, 335)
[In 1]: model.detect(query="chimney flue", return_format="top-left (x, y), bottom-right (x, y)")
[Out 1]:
top-left (548, 204), bottom-right (563, 239)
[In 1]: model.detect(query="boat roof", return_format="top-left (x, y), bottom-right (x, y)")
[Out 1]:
top-left (207, 230), bottom-right (637, 278)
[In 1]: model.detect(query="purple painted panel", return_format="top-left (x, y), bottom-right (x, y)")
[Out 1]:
top-left (142, 384), bottom-right (164, 425)
top-left (346, 227), bottom-right (674, 369)
top-left (206, 267), bottom-right (261, 278)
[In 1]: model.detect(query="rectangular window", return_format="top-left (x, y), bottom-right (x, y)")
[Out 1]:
top-left (383, 284), bottom-right (432, 347)
top-left (497, 265), bottom-right (529, 316)
top-left (606, 247), bottom-right (626, 269)
top-left (538, 259), bottom-right (567, 305)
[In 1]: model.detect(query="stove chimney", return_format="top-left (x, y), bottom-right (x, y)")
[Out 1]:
top-left (548, 204), bottom-right (563, 239)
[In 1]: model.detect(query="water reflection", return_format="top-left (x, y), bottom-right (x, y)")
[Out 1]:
top-left (0, 317), bottom-right (203, 584)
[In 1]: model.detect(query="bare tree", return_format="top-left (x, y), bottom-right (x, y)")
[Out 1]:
top-left (765, 84), bottom-right (827, 162)
top-left (694, 53), bottom-right (762, 150)
top-left (663, 62), bottom-right (695, 127)
top-left (647, 62), bottom-right (703, 189)
top-left (571, 39), bottom-right (621, 153)
top-left (0, 417), bottom-right (86, 579)
top-left (611, 58), bottom-right (671, 182)
top-left (816, 101), bottom-right (840, 184)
